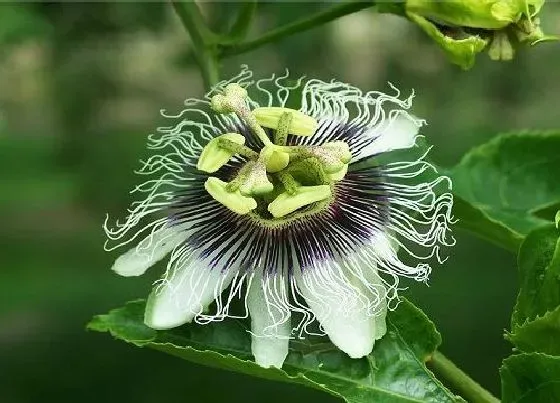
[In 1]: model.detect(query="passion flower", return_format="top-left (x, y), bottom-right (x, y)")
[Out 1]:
top-left (104, 67), bottom-right (454, 369)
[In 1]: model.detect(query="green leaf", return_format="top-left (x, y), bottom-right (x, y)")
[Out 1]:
top-left (511, 224), bottom-right (560, 328)
top-left (88, 299), bottom-right (461, 403)
top-left (450, 131), bottom-right (560, 252)
top-left (507, 306), bottom-right (560, 356)
top-left (501, 353), bottom-right (560, 403)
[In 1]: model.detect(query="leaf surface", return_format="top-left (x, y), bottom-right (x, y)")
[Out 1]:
top-left (88, 299), bottom-right (461, 403)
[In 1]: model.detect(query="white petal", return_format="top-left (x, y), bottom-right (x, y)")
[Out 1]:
top-left (144, 258), bottom-right (235, 330)
top-left (247, 272), bottom-right (291, 369)
top-left (111, 225), bottom-right (188, 277)
top-left (296, 263), bottom-right (385, 359)
top-left (355, 113), bottom-right (420, 160)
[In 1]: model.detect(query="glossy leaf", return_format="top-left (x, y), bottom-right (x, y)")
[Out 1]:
top-left (510, 224), bottom-right (560, 328)
top-left (88, 299), bottom-right (461, 403)
top-left (501, 353), bottom-right (560, 403)
top-left (450, 131), bottom-right (560, 252)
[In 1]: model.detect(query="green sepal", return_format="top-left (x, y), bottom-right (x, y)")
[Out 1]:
top-left (197, 133), bottom-right (246, 173)
top-left (253, 107), bottom-right (318, 137)
top-left (407, 12), bottom-right (489, 69)
top-left (268, 185), bottom-right (331, 218)
top-left (204, 177), bottom-right (257, 215)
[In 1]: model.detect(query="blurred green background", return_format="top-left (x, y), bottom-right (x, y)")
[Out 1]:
top-left (1, 2), bottom-right (558, 402)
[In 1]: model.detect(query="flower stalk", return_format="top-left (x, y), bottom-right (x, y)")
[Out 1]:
top-left (429, 351), bottom-right (501, 403)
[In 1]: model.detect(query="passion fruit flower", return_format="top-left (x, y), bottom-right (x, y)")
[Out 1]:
top-left (104, 67), bottom-right (455, 369)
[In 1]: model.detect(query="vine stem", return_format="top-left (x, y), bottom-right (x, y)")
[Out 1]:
top-left (219, 1), bottom-right (377, 58)
top-left (429, 351), bottom-right (501, 403)
top-left (171, 0), bottom-right (220, 89)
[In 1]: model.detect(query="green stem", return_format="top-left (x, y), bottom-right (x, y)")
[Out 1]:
top-left (227, 0), bottom-right (258, 42)
top-left (171, 0), bottom-right (220, 89)
top-left (429, 351), bottom-right (501, 403)
top-left (219, 1), bottom-right (377, 58)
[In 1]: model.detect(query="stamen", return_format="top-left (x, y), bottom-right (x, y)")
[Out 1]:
top-left (197, 133), bottom-right (247, 173)
top-left (211, 84), bottom-right (273, 147)
top-left (253, 107), bottom-right (318, 137)
top-left (268, 184), bottom-right (332, 218)
top-left (204, 177), bottom-right (257, 215)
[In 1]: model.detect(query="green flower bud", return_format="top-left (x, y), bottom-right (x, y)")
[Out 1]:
top-left (238, 162), bottom-right (274, 196)
top-left (197, 133), bottom-right (246, 173)
top-left (406, 0), bottom-right (532, 29)
top-left (406, 0), bottom-right (554, 69)
top-left (268, 185), bottom-right (332, 219)
top-left (204, 177), bottom-right (257, 215)
top-left (407, 12), bottom-right (489, 69)
top-left (253, 107), bottom-right (318, 137)
top-left (261, 145), bottom-right (290, 173)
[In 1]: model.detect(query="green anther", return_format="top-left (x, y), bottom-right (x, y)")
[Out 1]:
top-left (210, 84), bottom-right (272, 147)
top-left (274, 112), bottom-right (293, 146)
top-left (204, 177), bottom-right (257, 215)
top-left (218, 138), bottom-right (259, 159)
top-left (198, 133), bottom-right (246, 173)
top-left (261, 145), bottom-right (290, 173)
top-left (322, 141), bottom-right (352, 164)
top-left (253, 107), bottom-right (318, 137)
top-left (268, 185), bottom-right (332, 218)
top-left (238, 161), bottom-right (274, 196)
top-left (329, 164), bottom-right (349, 182)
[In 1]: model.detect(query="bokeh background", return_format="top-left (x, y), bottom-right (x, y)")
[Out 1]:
top-left (1, 2), bottom-right (559, 402)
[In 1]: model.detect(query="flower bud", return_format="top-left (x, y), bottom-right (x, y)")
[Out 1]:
top-left (268, 185), bottom-right (331, 218)
top-left (197, 133), bottom-right (246, 173)
top-left (406, 0), bottom-right (530, 30)
top-left (204, 177), bottom-right (257, 215)
top-left (405, 0), bottom-right (553, 69)
top-left (253, 107), bottom-right (318, 137)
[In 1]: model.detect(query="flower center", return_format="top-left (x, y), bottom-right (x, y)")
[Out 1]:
top-left (198, 83), bottom-right (351, 224)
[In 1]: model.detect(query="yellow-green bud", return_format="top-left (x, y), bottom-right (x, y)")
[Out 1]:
top-left (197, 133), bottom-right (246, 173)
top-left (204, 177), bottom-right (257, 215)
top-left (253, 107), bottom-right (318, 137)
top-left (261, 145), bottom-right (290, 173)
top-left (268, 185), bottom-right (331, 218)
